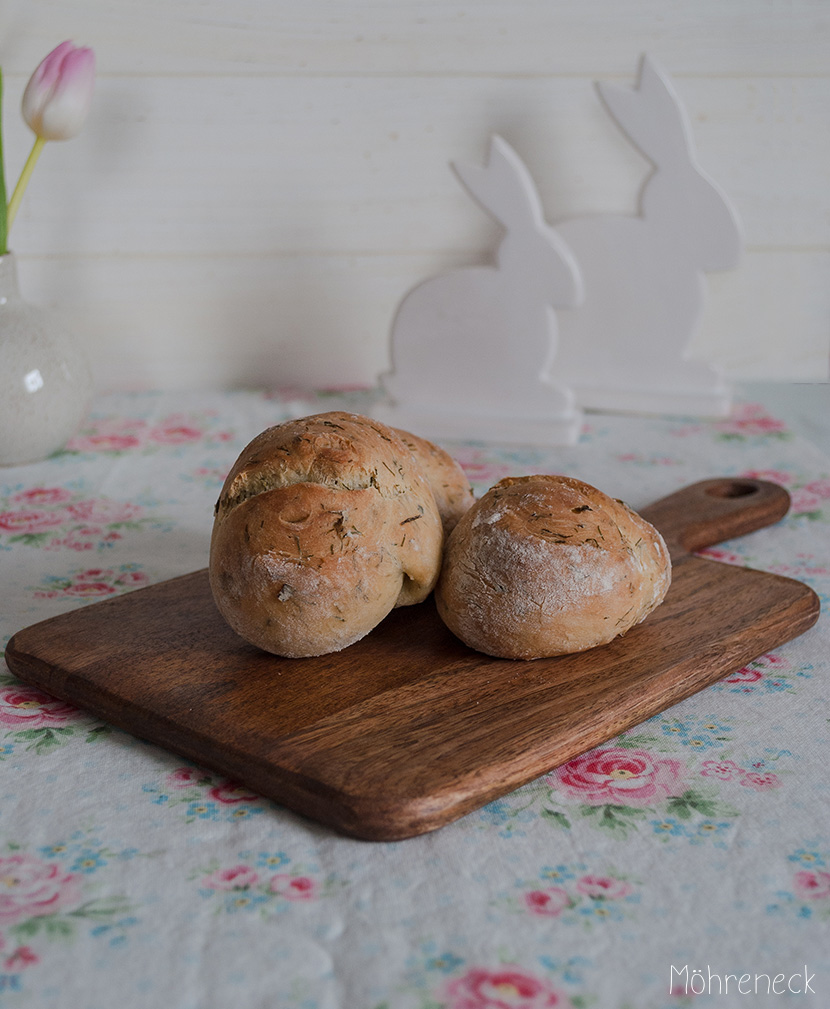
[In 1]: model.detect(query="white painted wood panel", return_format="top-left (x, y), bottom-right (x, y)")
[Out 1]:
top-left (2, 75), bottom-right (827, 256)
top-left (17, 249), bottom-right (829, 392)
top-left (0, 0), bottom-right (826, 392)
top-left (1, 0), bottom-right (827, 76)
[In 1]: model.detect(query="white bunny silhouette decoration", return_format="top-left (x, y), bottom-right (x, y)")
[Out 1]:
top-left (376, 134), bottom-right (585, 444)
top-left (375, 54), bottom-right (742, 441)
top-left (553, 54), bottom-right (743, 416)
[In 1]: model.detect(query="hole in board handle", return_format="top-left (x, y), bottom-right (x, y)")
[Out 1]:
top-left (705, 481), bottom-right (760, 499)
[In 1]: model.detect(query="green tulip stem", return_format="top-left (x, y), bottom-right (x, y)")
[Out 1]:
top-left (6, 136), bottom-right (46, 235)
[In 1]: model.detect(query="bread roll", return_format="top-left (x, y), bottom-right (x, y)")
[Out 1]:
top-left (210, 411), bottom-right (443, 657)
top-left (435, 475), bottom-right (671, 659)
top-left (392, 428), bottom-right (475, 535)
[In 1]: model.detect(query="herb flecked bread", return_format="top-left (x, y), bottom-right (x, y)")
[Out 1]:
top-left (391, 427), bottom-right (475, 537)
top-left (210, 411), bottom-right (447, 657)
top-left (434, 474), bottom-right (671, 659)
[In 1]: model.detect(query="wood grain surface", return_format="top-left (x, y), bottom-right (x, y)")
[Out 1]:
top-left (5, 478), bottom-right (820, 841)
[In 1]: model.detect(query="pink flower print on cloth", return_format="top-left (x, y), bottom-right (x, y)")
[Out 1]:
top-left (11, 488), bottom-right (73, 507)
top-left (268, 874), bottom-right (317, 901)
top-left (739, 468), bottom-right (793, 486)
top-left (197, 852), bottom-right (334, 915)
top-left (523, 887), bottom-right (570, 917)
top-left (724, 666), bottom-right (763, 685)
top-left (147, 420), bottom-right (204, 445)
top-left (165, 767), bottom-right (202, 789)
top-left (805, 477), bottom-right (830, 499)
top-left (713, 652), bottom-right (812, 695)
top-left (69, 431), bottom-right (142, 453)
top-left (504, 863), bottom-right (640, 928)
top-left (0, 509), bottom-right (66, 536)
top-left (443, 965), bottom-right (571, 1009)
top-left (207, 781), bottom-right (260, 805)
top-left (699, 759), bottom-right (744, 781)
top-left (31, 565), bottom-right (151, 602)
top-left (768, 849), bottom-right (830, 921)
top-left (739, 770), bottom-right (782, 791)
top-left (550, 747), bottom-right (684, 806)
top-left (61, 577), bottom-right (117, 599)
top-left (4, 944), bottom-right (39, 971)
top-left (716, 403), bottom-right (789, 438)
top-left (788, 488), bottom-right (824, 517)
top-left (573, 875), bottom-right (633, 900)
top-left (64, 499), bottom-right (143, 525)
top-left (203, 865), bottom-right (260, 892)
top-left (793, 870), bottom-right (830, 901)
top-left (143, 765), bottom-right (265, 823)
top-left (0, 854), bottom-right (82, 926)
top-left (66, 412), bottom-right (234, 454)
top-left (0, 485), bottom-right (170, 551)
top-left (0, 685), bottom-right (79, 729)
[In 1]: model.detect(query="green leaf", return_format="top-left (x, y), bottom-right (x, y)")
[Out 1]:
top-left (614, 733), bottom-right (657, 748)
top-left (582, 804), bottom-right (638, 837)
top-left (609, 805), bottom-right (649, 819)
top-left (69, 896), bottom-right (131, 920)
top-left (686, 796), bottom-right (738, 818)
top-left (11, 918), bottom-right (43, 938)
top-left (673, 787), bottom-right (738, 819)
top-left (665, 796), bottom-right (694, 820)
top-left (8, 532), bottom-right (54, 546)
top-left (13, 914), bottom-right (74, 940)
top-left (85, 725), bottom-right (112, 742)
top-left (15, 727), bottom-right (74, 753)
top-left (687, 798), bottom-right (722, 816)
top-left (43, 916), bottom-right (74, 938)
top-left (541, 808), bottom-right (571, 829)
top-left (14, 728), bottom-right (56, 740)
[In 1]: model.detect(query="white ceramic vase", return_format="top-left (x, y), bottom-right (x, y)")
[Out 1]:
top-left (0, 252), bottom-right (92, 466)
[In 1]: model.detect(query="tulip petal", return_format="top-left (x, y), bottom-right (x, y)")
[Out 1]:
top-left (21, 41), bottom-right (95, 141)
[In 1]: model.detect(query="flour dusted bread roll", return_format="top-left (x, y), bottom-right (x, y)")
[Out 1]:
top-left (435, 475), bottom-right (671, 659)
top-left (392, 428), bottom-right (475, 535)
top-left (210, 412), bottom-right (443, 657)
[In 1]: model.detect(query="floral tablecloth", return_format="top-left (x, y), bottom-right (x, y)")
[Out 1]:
top-left (1, 388), bottom-right (828, 1009)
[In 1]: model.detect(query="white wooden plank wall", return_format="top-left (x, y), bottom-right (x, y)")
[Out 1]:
top-left (0, 0), bottom-right (827, 392)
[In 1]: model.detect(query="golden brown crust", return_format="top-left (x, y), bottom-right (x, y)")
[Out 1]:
top-left (210, 412), bottom-right (443, 657)
top-left (392, 428), bottom-right (475, 535)
top-left (434, 474), bottom-right (671, 659)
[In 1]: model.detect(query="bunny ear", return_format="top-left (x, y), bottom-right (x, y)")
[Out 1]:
top-left (598, 53), bottom-right (696, 172)
top-left (452, 135), bottom-right (546, 230)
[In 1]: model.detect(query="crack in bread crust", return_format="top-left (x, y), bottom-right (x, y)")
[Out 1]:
top-left (213, 414), bottom-right (417, 522)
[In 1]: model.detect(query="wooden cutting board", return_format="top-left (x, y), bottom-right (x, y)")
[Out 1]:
top-left (5, 478), bottom-right (820, 842)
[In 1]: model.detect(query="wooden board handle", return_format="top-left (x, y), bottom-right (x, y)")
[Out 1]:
top-left (639, 478), bottom-right (791, 557)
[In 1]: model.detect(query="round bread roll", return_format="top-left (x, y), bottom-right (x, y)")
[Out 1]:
top-left (392, 428), bottom-right (475, 535)
top-left (210, 411), bottom-right (443, 657)
top-left (435, 475), bottom-right (671, 659)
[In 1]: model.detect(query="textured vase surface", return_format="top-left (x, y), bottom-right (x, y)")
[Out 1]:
top-left (0, 253), bottom-right (92, 465)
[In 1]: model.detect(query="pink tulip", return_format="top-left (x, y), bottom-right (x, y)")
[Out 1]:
top-left (21, 41), bottom-right (95, 141)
